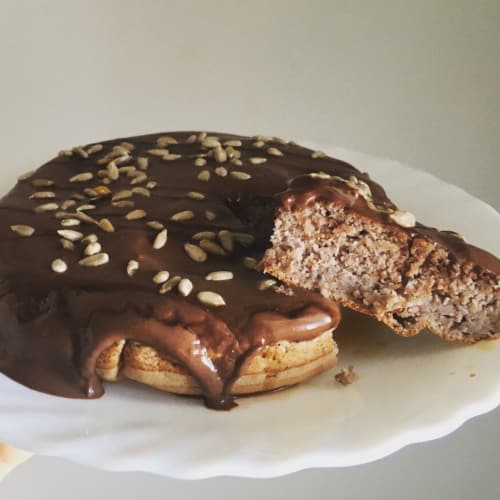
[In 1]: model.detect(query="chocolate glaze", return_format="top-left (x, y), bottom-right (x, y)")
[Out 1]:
top-left (0, 131), bottom-right (497, 409)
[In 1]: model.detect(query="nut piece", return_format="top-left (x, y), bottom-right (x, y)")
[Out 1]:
top-left (257, 278), bottom-right (277, 291)
top-left (126, 259), bottom-right (139, 276)
top-left (125, 209), bottom-right (147, 221)
top-left (218, 230), bottom-right (234, 252)
top-left (178, 278), bottom-right (193, 297)
top-left (84, 242), bottom-right (102, 256)
top-left (197, 291), bottom-right (226, 307)
top-left (197, 170), bottom-right (211, 181)
top-left (170, 210), bottom-right (195, 222)
top-left (69, 172), bottom-right (94, 183)
top-left (51, 258), bottom-right (68, 274)
top-left (153, 270), bottom-right (170, 284)
top-left (99, 218), bottom-right (115, 233)
top-left (10, 225), bottom-right (35, 237)
top-left (184, 243), bottom-right (208, 262)
top-left (205, 271), bottom-right (233, 281)
top-left (389, 210), bottom-right (416, 228)
top-left (159, 275), bottom-right (182, 294)
top-left (153, 229), bottom-right (168, 249)
top-left (199, 239), bottom-right (226, 256)
top-left (57, 229), bottom-right (84, 241)
top-left (78, 253), bottom-right (109, 267)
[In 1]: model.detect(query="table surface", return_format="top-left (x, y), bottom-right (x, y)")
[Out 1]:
top-left (0, 1), bottom-right (498, 499)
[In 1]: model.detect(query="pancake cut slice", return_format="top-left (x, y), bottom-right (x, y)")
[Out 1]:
top-left (261, 174), bottom-right (500, 343)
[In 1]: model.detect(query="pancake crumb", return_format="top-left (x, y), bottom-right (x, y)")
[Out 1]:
top-left (335, 365), bottom-right (357, 385)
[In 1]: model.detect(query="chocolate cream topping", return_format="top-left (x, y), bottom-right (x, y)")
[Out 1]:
top-left (0, 131), bottom-right (497, 409)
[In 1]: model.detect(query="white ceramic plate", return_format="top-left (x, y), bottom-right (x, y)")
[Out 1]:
top-left (1, 146), bottom-right (499, 479)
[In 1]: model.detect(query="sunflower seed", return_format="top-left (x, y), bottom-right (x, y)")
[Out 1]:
top-left (57, 229), bottom-right (84, 241)
top-left (249, 157), bottom-right (267, 165)
top-left (32, 178), bottom-right (55, 187)
top-left (84, 242), bottom-right (102, 256)
top-left (60, 238), bottom-right (75, 251)
top-left (230, 158), bottom-right (243, 167)
top-left (274, 136), bottom-right (289, 144)
top-left (218, 230), bottom-right (234, 252)
top-left (137, 157), bottom-right (149, 170)
top-left (214, 166), bottom-right (228, 177)
top-left (73, 147), bottom-right (89, 159)
top-left (159, 275), bottom-right (182, 294)
top-left (197, 291), bottom-right (226, 307)
top-left (201, 137), bottom-right (221, 148)
top-left (30, 191), bottom-right (56, 199)
top-left (112, 200), bottom-right (135, 208)
top-left (113, 154), bottom-right (131, 165)
top-left (184, 243), bottom-right (207, 262)
top-left (253, 135), bottom-right (273, 142)
top-left (119, 142), bottom-right (135, 152)
top-left (157, 135), bottom-right (178, 147)
top-left (311, 150), bottom-right (326, 159)
top-left (205, 271), bottom-right (233, 281)
top-left (126, 259), bottom-right (139, 276)
top-left (199, 239), bottom-right (226, 256)
top-left (153, 270), bottom-right (170, 284)
top-left (148, 148), bottom-right (169, 157)
top-left (107, 161), bottom-right (119, 180)
top-left (58, 149), bottom-right (73, 157)
top-left (178, 278), bottom-right (193, 297)
top-left (214, 148), bottom-right (227, 163)
top-left (76, 204), bottom-right (96, 212)
top-left (130, 173), bottom-right (148, 185)
top-left (99, 218), bottom-right (115, 232)
top-left (125, 209), bottom-right (146, 221)
top-left (10, 224), bottom-right (35, 237)
top-left (205, 210), bottom-right (216, 221)
top-left (86, 144), bottom-right (103, 155)
top-left (243, 256), bottom-right (257, 269)
top-left (186, 134), bottom-right (197, 144)
top-left (192, 231), bottom-right (216, 241)
top-left (257, 278), bottom-right (277, 291)
top-left (192, 158), bottom-right (206, 168)
top-left (131, 186), bottom-right (151, 197)
top-left (146, 181), bottom-right (158, 189)
top-left (74, 211), bottom-right (98, 225)
top-left (198, 132), bottom-right (208, 141)
top-left (51, 258), bottom-right (68, 273)
top-left (252, 141), bottom-right (265, 148)
top-left (389, 210), bottom-right (416, 228)
top-left (82, 233), bottom-right (98, 244)
top-left (60, 218), bottom-right (81, 227)
top-left (146, 220), bottom-right (165, 230)
top-left (309, 172), bottom-right (331, 180)
top-left (162, 153), bottom-right (182, 161)
top-left (187, 191), bottom-right (205, 200)
top-left (223, 140), bottom-right (242, 147)
top-left (197, 170), bottom-right (210, 181)
top-left (153, 229), bottom-right (168, 249)
top-left (18, 170), bottom-right (35, 181)
top-left (170, 210), bottom-right (194, 222)
top-left (69, 172), bottom-right (93, 183)
top-left (120, 166), bottom-right (138, 176)
top-left (61, 199), bottom-right (77, 210)
top-left (230, 171), bottom-right (251, 181)
top-left (34, 202), bottom-right (59, 213)
top-left (267, 147), bottom-right (283, 157)
top-left (109, 186), bottom-right (130, 199)
top-left (83, 188), bottom-right (98, 198)
top-left (78, 252), bottom-right (109, 267)
top-left (233, 232), bottom-right (255, 246)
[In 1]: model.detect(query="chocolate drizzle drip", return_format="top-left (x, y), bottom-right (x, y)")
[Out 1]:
top-left (0, 131), bottom-right (497, 409)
